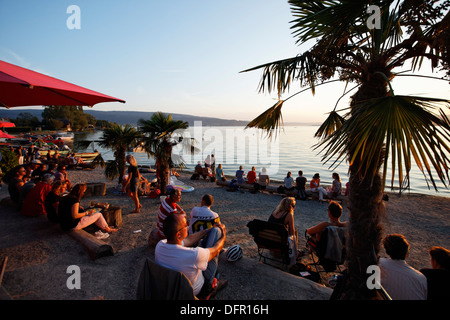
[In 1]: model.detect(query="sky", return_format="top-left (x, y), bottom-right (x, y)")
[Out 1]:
top-left (0, 0), bottom-right (449, 124)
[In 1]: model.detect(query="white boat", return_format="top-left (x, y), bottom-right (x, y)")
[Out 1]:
top-left (55, 131), bottom-right (74, 141)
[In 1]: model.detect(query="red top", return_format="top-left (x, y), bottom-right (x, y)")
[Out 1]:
top-left (310, 178), bottom-right (319, 189)
top-left (21, 182), bottom-right (52, 217)
top-left (247, 171), bottom-right (257, 184)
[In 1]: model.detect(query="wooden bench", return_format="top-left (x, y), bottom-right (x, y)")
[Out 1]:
top-left (68, 229), bottom-right (114, 260)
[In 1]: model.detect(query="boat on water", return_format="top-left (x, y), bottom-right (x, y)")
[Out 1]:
top-left (38, 150), bottom-right (100, 161)
top-left (54, 131), bottom-right (74, 141)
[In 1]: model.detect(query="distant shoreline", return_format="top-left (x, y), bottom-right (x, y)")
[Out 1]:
top-left (0, 108), bottom-right (322, 127)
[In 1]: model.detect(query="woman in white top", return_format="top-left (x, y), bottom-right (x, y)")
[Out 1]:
top-left (258, 167), bottom-right (270, 189)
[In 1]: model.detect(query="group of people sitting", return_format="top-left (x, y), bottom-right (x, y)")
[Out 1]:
top-left (226, 165), bottom-right (343, 201)
top-left (152, 188), bottom-right (227, 299)
top-left (5, 162), bottom-right (117, 236)
top-left (282, 170), bottom-right (343, 201)
top-left (379, 234), bottom-right (449, 300)
top-left (270, 195), bottom-right (449, 300)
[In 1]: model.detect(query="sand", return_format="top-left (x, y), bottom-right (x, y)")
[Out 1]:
top-left (0, 167), bottom-right (449, 301)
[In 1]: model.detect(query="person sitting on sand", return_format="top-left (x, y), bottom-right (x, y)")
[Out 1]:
top-left (8, 165), bottom-right (26, 207)
top-left (379, 234), bottom-right (427, 300)
top-left (235, 165), bottom-right (245, 184)
top-left (45, 180), bottom-right (67, 223)
top-left (310, 173), bottom-right (327, 201)
top-left (58, 183), bottom-right (118, 233)
top-left (258, 167), bottom-right (270, 190)
top-left (215, 164), bottom-right (226, 181)
top-left (155, 214), bottom-right (227, 299)
top-left (247, 166), bottom-right (257, 184)
top-left (284, 171), bottom-right (295, 192)
top-left (69, 153), bottom-right (84, 166)
top-left (122, 155), bottom-right (142, 213)
top-left (295, 170), bottom-right (307, 200)
top-left (44, 162), bottom-right (58, 177)
top-left (327, 172), bottom-right (342, 199)
top-left (20, 173), bottom-right (54, 217)
top-left (138, 176), bottom-right (152, 196)
top-left (306, 201), bottom-right (349, 242)
top-left (420, 246), bottom-right (450, 300)
top-left (157, 188), bottom-right (187, 239)
top-left (54, 164), bottom-right (72, 190)
top-left (189, 194), bottom-right (221, 236)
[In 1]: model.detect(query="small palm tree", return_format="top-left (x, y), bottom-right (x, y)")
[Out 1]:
top-left (242, 1), bottom-right (450, 299)
top-left (138, 112), bottom-right (190, 195)
top-left (96, 124), bottom-right (142, 184)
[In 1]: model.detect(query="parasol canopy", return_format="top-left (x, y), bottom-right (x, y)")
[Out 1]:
top-left (0, 60), bottom-right (125, 108)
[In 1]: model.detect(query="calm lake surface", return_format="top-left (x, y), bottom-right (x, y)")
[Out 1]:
top-left (75, 125), bottom-right (450, 198)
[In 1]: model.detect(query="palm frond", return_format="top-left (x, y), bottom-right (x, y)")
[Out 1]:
top-left (245, 100), bottom-right (284, 139)
top-left (314, 110), bottom-right (346, 140)
top-left (241, 53), bottom-right (322, 95)
top-left (104, 160), bottom-right (120, 181)
top-left (91, 154), bottom-right (105, 169)
top-left (316, 95), bottom-right (450, 191)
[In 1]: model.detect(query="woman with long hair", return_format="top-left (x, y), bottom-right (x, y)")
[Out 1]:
top-left (122, 154), bottom-right (142, 213)
top-left (268, 197), bottom-right (299, 263)
top-left (327, 172), bottom-right (342, 199)
top-left (268, 197), bottom-right (297, 236)
top-left (58, 183), bottom-right (118, 233)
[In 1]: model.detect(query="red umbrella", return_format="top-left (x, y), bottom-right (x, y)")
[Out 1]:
top-left (0, 130), bottom-right (16, 139)
top-left (0, 60), bottom-right (125, 108)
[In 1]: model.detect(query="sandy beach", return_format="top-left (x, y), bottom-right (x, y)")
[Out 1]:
top-left (0, 166), bottom-right (449, 301)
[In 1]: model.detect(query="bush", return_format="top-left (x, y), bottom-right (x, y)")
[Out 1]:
top-left (0, 148), bottom-right (19, 183)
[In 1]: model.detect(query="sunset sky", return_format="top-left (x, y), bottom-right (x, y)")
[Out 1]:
top-left (1, 0), bottom-right (449, 123)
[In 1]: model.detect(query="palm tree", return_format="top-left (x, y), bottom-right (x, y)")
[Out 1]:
top-left (96, 124), bottom-right (142, 184)
top-left (242, 1), bottom-right (450, 299)
top-left (138, 112), bottom-right (190, 195)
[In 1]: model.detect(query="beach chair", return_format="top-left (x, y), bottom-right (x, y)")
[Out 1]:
top-left (247, 219), bottom-right (290, 270)
top-left (305, 226), bottom-right (347, 282)
top-left (136, 258), bottom-right (197, 300)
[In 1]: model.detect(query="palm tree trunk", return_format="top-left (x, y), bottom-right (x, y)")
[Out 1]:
top-left (339, 73), bottom-right (389, 299)
top-left (341, 169), bottom-right (386, 299)
top-left (159, 161), bottom-right (170, 195)
top-left (117, 148), bottom-right (126, 185)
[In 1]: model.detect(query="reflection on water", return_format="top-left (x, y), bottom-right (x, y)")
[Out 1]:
top-left (74, 126), bottom-right (450, 198)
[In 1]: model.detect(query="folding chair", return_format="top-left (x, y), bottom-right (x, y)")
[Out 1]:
top-left (247, 219), bottom-right (290, 270)
top-left (136, 258), bottom-right (197, 300)
top-left (305, 226), bottom-right (347, 283)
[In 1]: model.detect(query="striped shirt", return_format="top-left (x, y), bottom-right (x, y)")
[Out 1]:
top-left (379, 258), bottom-right (427, 300)
top-left (157, 198), bottom-right (186, 238)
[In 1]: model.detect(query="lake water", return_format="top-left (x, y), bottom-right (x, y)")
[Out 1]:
top-left (75, 126), bottom-right (450, 198)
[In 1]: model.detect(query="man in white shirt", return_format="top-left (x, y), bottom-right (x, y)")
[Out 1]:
top-left (379, 234), bottom-right (427, 300)
top-left (155, 213), bottom-right (227, 298)
top-left (189, 194), bottom-right (220, 236)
